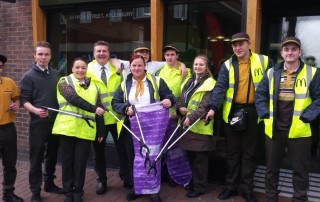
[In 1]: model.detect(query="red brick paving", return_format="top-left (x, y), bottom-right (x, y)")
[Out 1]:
top-left (0, 161), bottom-right (291, 202)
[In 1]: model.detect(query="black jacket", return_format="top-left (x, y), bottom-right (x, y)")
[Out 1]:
top-left (255, 60), bottom-right (320, 123)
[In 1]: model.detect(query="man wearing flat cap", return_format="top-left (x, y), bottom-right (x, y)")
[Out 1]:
top-left (0, 55), bottom-right (23, 202)
top-left (206, 32), bottom-right (273, 202)
top-left (255, 36), bottom-right (320, 201)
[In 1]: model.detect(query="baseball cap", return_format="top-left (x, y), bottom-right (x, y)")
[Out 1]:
top-left (281, 36), bottom-right (301, 48)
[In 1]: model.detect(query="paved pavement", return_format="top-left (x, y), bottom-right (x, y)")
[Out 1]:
top-left (0, 161), bottom-right (291, 202)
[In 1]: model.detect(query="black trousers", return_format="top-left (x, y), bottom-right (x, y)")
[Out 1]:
top-left (224, 105), bottom-right (261, 193)
top-left (59, 135), bottom-right (91, 194)
top-left (265, 129), bottom-right (311, 202)
top-left (92, 123), bottom-right (132, 185)
top-left (0, 123), bottom-right (17, 193)
top-left (29, 122), bottom-right (60, 194)
top-left (187, 151), bottom-right (209, 193)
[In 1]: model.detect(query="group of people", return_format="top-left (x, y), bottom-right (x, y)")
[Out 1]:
top-left (0, 31), bottom-right (319, 202)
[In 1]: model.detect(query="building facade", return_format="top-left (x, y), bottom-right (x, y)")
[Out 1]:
top-left (1, 0), bottom-right (319, 174)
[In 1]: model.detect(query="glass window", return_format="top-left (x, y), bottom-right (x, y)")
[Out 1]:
top-left (47, 4), bottom-right (151, 76)
top-left (164, 0), bottom-right (242, 77)
top-left (268, 16), bottom-right (320, 68)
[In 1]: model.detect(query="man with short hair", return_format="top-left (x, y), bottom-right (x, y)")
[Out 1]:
top-left (0, 55), bottom-right (23, 202)
top-left (255, 36), bottom-right (320, 202)
top-left (86, 40), bottom-right (132, 194)
top-left (206, 32), bottom-right (273, 202)
top-left (20, 41), bottom-right (63, 202)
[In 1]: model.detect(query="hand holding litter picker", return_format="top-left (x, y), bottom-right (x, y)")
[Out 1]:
top-left (148, 113), bottom-right (207, 176)
top-left (132, 105), bottom-right (151, 168)
top-left (104, 107), bottom-right (151, 163)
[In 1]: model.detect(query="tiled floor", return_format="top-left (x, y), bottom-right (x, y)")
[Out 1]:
top-left (0, 161), bottom-right (293, 202)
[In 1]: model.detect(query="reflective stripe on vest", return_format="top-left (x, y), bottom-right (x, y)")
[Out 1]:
top-left (264, 64), bottom-right (316, 138)
top-left (222, 53), bottom-right (268, 123)
top-left (52, 74), bottom-right (98, 140)
top-left (187, 77), bottom-right (216, 135)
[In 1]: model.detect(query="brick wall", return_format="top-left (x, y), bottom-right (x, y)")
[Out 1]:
top-left (0, 0), bottom-right (34, 159)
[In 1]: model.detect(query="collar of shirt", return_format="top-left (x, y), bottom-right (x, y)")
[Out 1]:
top-left (132, 76), bottom-right (147, 86)
top-left (284, 61), bottom-right (300, 73)
top-left (36, 65), bottom-right (48, 72)
top-left (94, 62), bottom-right (110, 77)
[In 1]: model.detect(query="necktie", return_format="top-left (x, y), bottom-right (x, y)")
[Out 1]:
top-left (101, 66), bottom-right (107, 86)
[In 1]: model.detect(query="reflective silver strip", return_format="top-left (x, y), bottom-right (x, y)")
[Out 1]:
top-left (253, 81), bottom-right (259, 88)
top-left (66, 76), bottom-right (75, 89)
top-left (190, 100), bottom-right (200, 106)
top-left (58, 110), bottom-right (95, 120)
top-left (270, 112), bottom-right (273, 117)
top-left (150, 74), bottom-right (160, 102)
top-left (104, 101), bottom-right (111, 107)
top-left (295, 94), bottom-right (307, 99)
top-left (229, 83), bottom-right (234, 88)
top-left (258, 54), bottom-right (265, 72)
top-left (100, 93), bottom-right (108, 99)
top-left (109, 92), bottom-right (116, 97)
top-left (268, 69), bottom-right (274, 99)
top-left (293, 110), bottom-right (302, 116)
top-left (226, 97), bottom-right (232, 103)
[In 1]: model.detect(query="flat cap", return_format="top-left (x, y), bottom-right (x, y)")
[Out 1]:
top-left (0, 55), bottom-right (7, 64)
top-left (133, 45), bottom-right (150, 53)
top-left (162, 45), bottom-right (179, 53)
top-left (281, 36), bottom-right (301, 47)
top-left (231, 32), bottom-right (250, 43)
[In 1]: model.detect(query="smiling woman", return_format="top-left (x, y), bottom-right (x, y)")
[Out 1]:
top-left (72, 58), bottom-right (88, 81)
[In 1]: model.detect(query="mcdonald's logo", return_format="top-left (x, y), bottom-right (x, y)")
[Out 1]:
top-left (254, 68), bottom-right (263, 77)
top-left (295, 78), bottom-right (307, 87)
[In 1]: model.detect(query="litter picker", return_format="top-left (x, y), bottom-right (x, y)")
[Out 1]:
top-left (148, 113), bottom-right (208, 176)
top-left (41, 106), bottom-right (95, 128)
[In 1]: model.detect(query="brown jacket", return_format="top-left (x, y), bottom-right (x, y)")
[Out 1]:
top-left (176, 73), bottom-right (214, 151)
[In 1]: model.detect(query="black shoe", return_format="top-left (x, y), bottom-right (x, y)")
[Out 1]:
top-left (150, 196), bottom-right (162, 202)
top-left (126, 191), bottom-right (139, 201)
top-left (30, 193), bottom-right (41, 202)
top-left (2, 192), bottom-right (24, 202)
top-left (184, 184), bottom-right (193, 191)
top-left (44, 182), bottom-right (64, 194)
top-left (242, 192), bottom-right (257, 202)
top-left (186, 190), bottom-right (204, 198)
top-left (218, 188), bottom-right (237, 200)
top-left (96, 182), bottom-right (107, 195)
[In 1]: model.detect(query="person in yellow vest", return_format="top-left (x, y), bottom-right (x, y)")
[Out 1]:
top-left (112, 54), bottom-right (175, 202)
top-left (205, 32), bottom-right (273, 202)
top-left (0, 55), bottom-right (23, 202)
top-left (156, 44), bottom-right (191, 187)
top-left (86, 40), bottom-right (132, 194)
top-left (176, 55), bottom-right (215, 198)
top-left (52, 58), bottom-right (105, 202)
top-left (255, 36), bottom-right (320, 202)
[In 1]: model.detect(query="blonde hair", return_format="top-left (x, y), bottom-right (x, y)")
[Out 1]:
top-left (193, 54), bottom-right (212, 76)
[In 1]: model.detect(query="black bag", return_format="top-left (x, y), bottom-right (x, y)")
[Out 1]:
top-left (229, 107), bottom-right (247, 131)
top-left (228, 67), bottom-right (251, 131)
